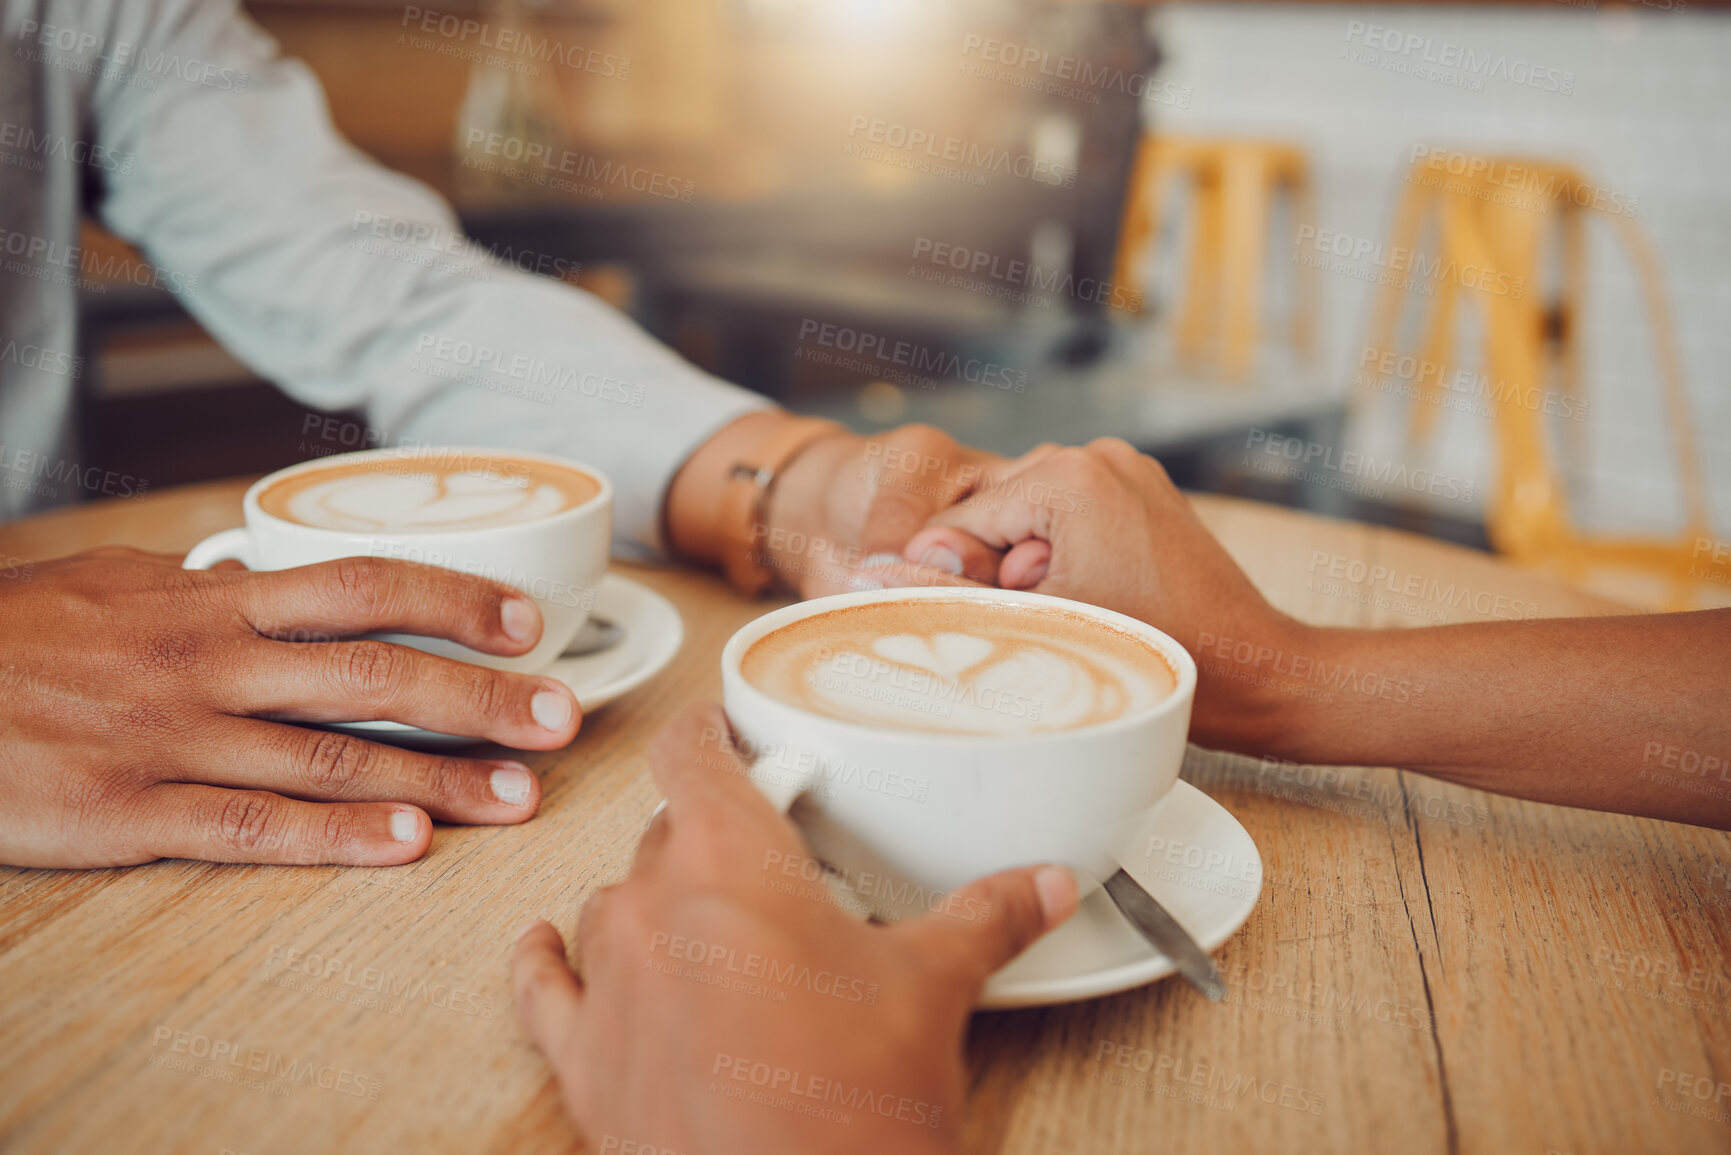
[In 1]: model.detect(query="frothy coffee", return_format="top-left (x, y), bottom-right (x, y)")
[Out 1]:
top-left (260, 452), bottom-right (599, 534)
top-left (740, 599), bottom-right (1176, 736)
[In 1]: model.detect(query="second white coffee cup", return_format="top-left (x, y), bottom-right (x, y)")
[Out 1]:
top-left (183, 446), bottom-right (612, 675)
top-left (720, 586), bottom-right (1198, 916)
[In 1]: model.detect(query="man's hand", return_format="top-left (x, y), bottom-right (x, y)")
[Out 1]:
top-left (761, 423), bottom-right (1005, 596)
top-left (0, 548), bottom-right (581, 868)
top-left (512, 702), bottom-right (1077, 1155)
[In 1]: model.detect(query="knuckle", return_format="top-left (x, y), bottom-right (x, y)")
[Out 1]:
top-left (318, 805), bottom-right (358, 851)
top-left (673, 806), bottom-right (756, 884)
top-left (330, 556), bottom-right (397, 615)
top-left (156, 567), bottom-right (224, 619)
top-left (64, 765), bottom-right (143, 827)
top-left (1087, 436), bottom-right (1138, 457)
top-left (134, 632), bottom-right (203, 676)
top-left (104, 699), bottom-right (182, 738)
top-left (575, 882), bottom-right (634, 955)
top-left (339, 641), bottom-right (404, 699)
top-left (412, 756), bottom-right (470, 804)
top-left (216, 792), bottom-right (282, 853)
top-left (894, 422), bottom-right (948, 449)
top-left (302, 730), bottom-right (373, 793)
top-left (466, 670), bottom-right (514, 721)
top-left (516, 952), bottom-right (564, 1002)
top-left (1051, 446), bottom-right (1109, 487)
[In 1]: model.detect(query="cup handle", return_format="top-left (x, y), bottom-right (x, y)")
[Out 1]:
top-left (182, 527), bottom-right (255, 571)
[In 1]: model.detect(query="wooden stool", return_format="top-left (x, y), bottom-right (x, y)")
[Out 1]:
top-left (1112, 136), bottom-right (1318, 380)
top-left (1357, 153), bottom-right (1726, 608)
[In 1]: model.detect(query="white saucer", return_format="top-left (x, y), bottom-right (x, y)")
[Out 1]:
top-left (329, 572), bottom-right (683, 750)
top-left (653, 777), bottom-right (1262, 1009)
top-left (978, 780), bottom-right (1261, 1008)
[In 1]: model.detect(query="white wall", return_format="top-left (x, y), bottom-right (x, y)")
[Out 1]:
top-left (1149, 3), bottom-right (1730, 539)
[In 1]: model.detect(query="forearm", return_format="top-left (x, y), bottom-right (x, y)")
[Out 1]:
top-left (1204, 611), bottom-right (1731, 829)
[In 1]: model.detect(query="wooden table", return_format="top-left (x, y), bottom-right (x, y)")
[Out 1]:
top-left (3, 480), bottom-right (1728, 1155)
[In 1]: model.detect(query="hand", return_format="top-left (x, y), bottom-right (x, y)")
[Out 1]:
top-left (511, 702), bottom-right (1078, 1155)
top-left (763, 423), bottom-right (1005, 596)
top-left (0, 548), bottom-right (581, 868)
top-left (891, 439), bottom-right (1301, 747)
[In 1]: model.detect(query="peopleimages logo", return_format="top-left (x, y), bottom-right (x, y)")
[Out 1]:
top-left (1294, 224), bottom-right (1525, 299)
top-left (262, 945), bottom-right (498, 1020)
top-left (0, 120), bottom-right (133, 175)
top-left (1244, 429), bottom-right (1476, 503)
top-left (1343, 20), bottom-right (1575, 95)
top-left (795, 319), bottom-right (1027, 393)
top-left (0, 227), bottom-right (199, 297)
top-left (909, 237), bottom-right (1142, 311)
top-left (0, 443), bottom-right (147, 501)
top-left (16, 18), bottom-right (251, 93)
top-left (400, 5), bottom-right (630, 79)
top-left (845, 115), bottom-right (1077, 188)
top-left (957, 34), bottom-right (1191, 108)
top-left (1355, 345), bottom-right (1589, 425)
top-left (148, 1025), bottom-right (382, 1100)
top-left (1408, 145), bottom-right (1636, 218)
top-left (461, 130), bottom-right (695, 202)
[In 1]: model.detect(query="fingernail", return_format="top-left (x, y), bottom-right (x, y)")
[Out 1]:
top-left (513, 918), bottom-right (543, 943)
top-left (1016, 561), bottom-right (1049, 589)
top-left (859, 552), bottom-right (902, 570)
top-left (919, 545), bottom-right (963, 575)
top-left (847, 575), bottom-right (885, 592)
top-left (1034, 865), bottom-right (1077, 927)
top-left (390, 809), bottom-right (421, 843)
top-left (501, 597), bottom-right (540, 644)
top-left (532, 686), bottom-right (575, 732)
top-left (490, 763), bottom-right (534, 807)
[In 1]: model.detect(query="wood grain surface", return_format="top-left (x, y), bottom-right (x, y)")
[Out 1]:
top-left (1, 480), bottom-right (1726, 1155)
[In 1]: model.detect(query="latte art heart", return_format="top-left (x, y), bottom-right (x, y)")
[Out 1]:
top-left (742, 600), bottom-right (1175, 736)
top-left (260, 454), bottom-right (599, 533)
top-left (870, 633), bottom-right (995, 681)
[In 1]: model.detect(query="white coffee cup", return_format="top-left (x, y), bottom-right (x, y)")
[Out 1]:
top-left (183, 446), bottom-right (612, 675)
top-left (720, 586), bottom-right (1198, 916)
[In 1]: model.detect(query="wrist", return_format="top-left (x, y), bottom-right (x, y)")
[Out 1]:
top-left (664, 410), bottom-right (847, 594)
top-left (758, 431), bottom-right (858, 589)
top-left (1187, 611), bottom-right (1330, 758)
top-left (665, 410), bottom-right (786, 568)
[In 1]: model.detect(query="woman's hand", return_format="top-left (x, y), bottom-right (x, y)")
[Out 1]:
top-left (890, 439), bottom-right (1303, 748)
top-left (512, 702), bottom-right (1078, 1155)
top-left (0, 548), bottom-right (581, 867)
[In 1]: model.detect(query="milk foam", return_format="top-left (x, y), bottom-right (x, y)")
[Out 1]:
top-left (273, 467), bottom-right (575, 533)
top-left (741, 600), bottom-right (1176, 736)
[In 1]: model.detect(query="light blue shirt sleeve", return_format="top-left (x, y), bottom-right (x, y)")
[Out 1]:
top-left (82, 0), bottom-right (770, 556)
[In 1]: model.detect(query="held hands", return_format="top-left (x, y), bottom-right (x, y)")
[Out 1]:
top-left (512, 702), bottom-right (1077, 1155)
top-left (882, 438), bottom-right (1301, 745)
top-left (0, 548), bottom-right (580, 868)
top-left (763, 424), bottom-right (1005, 596)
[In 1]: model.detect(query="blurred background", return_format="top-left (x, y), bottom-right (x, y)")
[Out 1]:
top-left (77, 0), bottom-right (1731, 610)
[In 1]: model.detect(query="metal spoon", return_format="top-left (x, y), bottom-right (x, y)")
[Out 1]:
top-left (561, 616), bottom-right (624, 657)
top-left (1103, 868), bottom-right (1226, 1001)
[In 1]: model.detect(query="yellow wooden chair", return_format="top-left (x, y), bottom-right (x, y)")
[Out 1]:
top-left (1112, 136), bottom-right (1318, 381)
top-left (1356, 155), bottom-right (1727, 608)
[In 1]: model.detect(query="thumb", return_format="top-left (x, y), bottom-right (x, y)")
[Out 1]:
top-left (511, 920), bottom-right (587, 1065)
top-left (893, 865), bottom-right (1079, 990)
top-left (899, 525), bottom-right (1002, 585)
